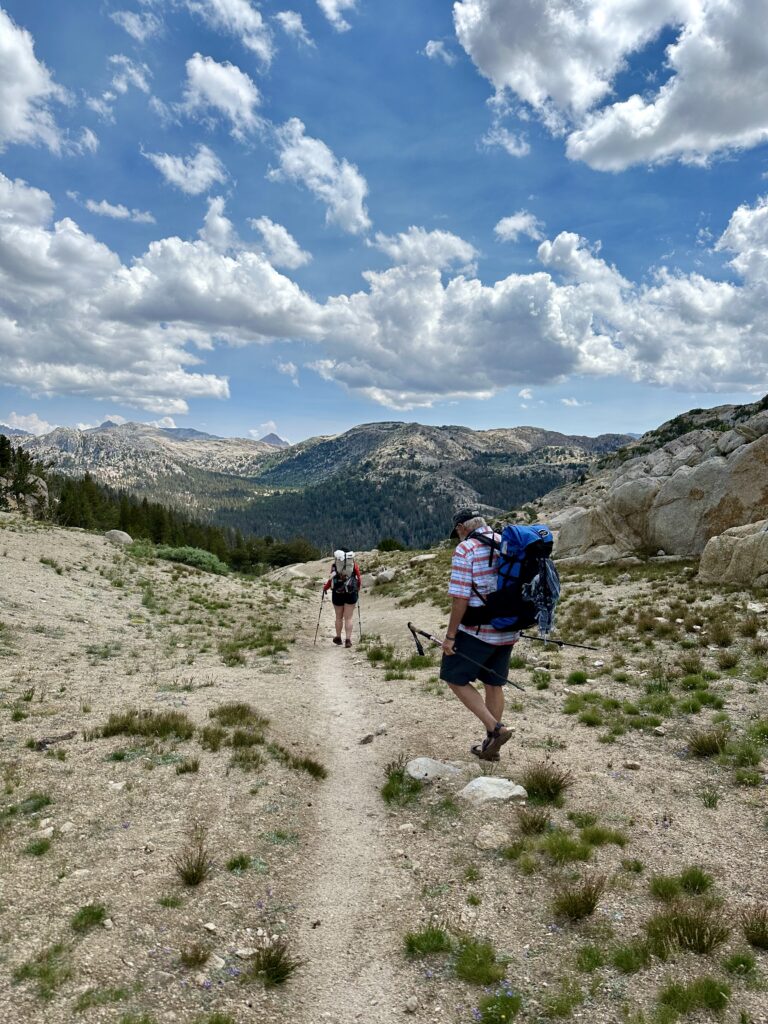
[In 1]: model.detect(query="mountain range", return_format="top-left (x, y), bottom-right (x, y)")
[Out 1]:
top-left (4, 418), bottom-right (631, 548)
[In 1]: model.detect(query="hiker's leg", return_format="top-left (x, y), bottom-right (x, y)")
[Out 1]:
top-left (484, 683), bottom-right (504, 724)
top-left (447, 682), bottom-right (498, 732)
top-left (343, 603), bottom-right (354, 640)
top-left (334, 604), bottom-right (343, 639)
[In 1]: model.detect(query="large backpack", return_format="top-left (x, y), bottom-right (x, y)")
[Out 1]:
top-left (332, 549), bottom-right (359, 595)
top-left (461, 524), bottom-right (560, 633)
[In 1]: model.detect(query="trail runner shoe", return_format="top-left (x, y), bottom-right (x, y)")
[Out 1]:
top-left (332, 636), bottom-right (342, 645)
top-left (345, 638), bottom-right (352, 648)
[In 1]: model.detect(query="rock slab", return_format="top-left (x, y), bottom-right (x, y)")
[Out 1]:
top-left (105, 529), bottom-right (133, 546)
top-left (405, 757), bottom-right (462, 782)
top-left (458, 777), bottom-right (528, 805)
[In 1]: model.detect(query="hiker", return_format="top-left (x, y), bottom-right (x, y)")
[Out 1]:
top-left (323, 549), bottom-right (361, 648)
top-left (440, 509), bottom-right (518, 761)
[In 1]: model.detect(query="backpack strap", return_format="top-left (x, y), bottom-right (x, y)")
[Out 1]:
top-left (467, 528), bottom-right (499, 568)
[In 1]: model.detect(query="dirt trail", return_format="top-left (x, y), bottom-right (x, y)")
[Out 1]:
top-left (292, 638), bottom-right (411, 1024)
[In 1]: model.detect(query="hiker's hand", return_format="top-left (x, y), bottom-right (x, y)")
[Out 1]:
top-left (442, 636), bottom-right (456, 655)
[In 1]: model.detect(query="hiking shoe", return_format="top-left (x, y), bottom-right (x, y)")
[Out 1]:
top-left (332, 636), bottom-right (342, 645)
top-left (478, 723), bottom-right (513, 760)
top-left (345, 638), bottom-right (352, 648)
top-left (471, 741), bottom-right (499, 762)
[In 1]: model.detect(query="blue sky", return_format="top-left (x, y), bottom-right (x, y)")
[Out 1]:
top-left (1, 0), bottom-right (767, 441)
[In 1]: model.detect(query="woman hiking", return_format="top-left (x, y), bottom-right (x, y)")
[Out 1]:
top-left (323, 549), bottom-right (361, 648)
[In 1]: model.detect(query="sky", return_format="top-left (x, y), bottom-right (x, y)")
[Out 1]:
top-left (1, 0), bottom-right (767, 443)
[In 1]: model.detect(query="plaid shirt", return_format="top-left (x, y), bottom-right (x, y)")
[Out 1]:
top-left (449, 527), bottom-right (520, 646)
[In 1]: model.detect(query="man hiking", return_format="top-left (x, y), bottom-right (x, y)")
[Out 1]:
top-left (440, 508), bottom-right (517, 761)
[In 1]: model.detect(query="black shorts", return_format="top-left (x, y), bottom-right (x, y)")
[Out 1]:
top-left (439, 630), bottom-right (514, 687)
top-left (332, 591), bottom-right (358, 606)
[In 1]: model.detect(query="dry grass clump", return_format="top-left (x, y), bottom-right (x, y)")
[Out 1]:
top-left (241, 939), bottom-right (302, 988)
top-left (552, 875), bottom-right (607, 921)
top-left (688, 726), bottom-right (730, 757)
top-left (521, 762), bottom-right (574, 805)
top-left (94, 708), bottom-right (195, 741)
top-left (517, 807), bottom-right (551, 835)
top-left (209, 702), bottom-right (269, 730)
top-left (645, 903), bottom-right (730, 955)
top-left (741, 905), bottom-right (768, 949)
top-left (172, 825), bottom-right (213, 887)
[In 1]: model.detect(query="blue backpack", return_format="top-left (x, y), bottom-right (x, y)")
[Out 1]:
top-left (462, 524), bottom-right (560, 633)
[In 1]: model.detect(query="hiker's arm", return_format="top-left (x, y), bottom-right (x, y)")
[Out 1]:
top-left (442, 596), bottom-right (468, 655)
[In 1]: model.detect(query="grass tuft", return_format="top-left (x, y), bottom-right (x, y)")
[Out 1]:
top-left (741, 905), bottom-right (768, 949)
top-left (12, 942), bottom-right (72, 999)
top-left (520, 762), bottom-right (573, 805)
top-left (381, 755), bottom-right (423, 806)
top-left (71, 903), bottom-right (108, 933)
top-left (404, 925), bottom-right (452, 957)
top-left (241, 939), bottom-right (302, 987)
top-left (657, 976), bottom-right (731, 1014)
top-left (552, 875), bottom-right (606, 921)
top-left (172, 825), bottom-right (213, 886)
top-left (454, 937), bottom-right (506, 986)
top-left (516, 807), bottom-right (551, 835)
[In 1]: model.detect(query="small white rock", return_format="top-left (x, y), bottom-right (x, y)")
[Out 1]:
top-left (654, 726), bottom-right (667, 737)
top-left (235, 948), bottom-right (257, 959)
top-left (399, 823), bottom-right (416, 833)
top-left (623, 761), bottom-right (641, 771)
top-left (209, 955), bottom-right (226, 970)
top-left (405, 995), bottom-right (419, 1013)
top-left (374, 724), bottom-right (387, 736)
top-left (103, 918), bottom-right (114, 930)
top-left (203, 922), bottom-right (217, 934)
top-left (108, 781), bottom-right (126, 792)
top-left (60, 821), bottom-right (76, 834)
top-left (36, 826), bottom-right (54, 840)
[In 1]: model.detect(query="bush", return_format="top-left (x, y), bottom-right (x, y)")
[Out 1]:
top-left (154, 546), bottom-right (229, 575)
top-left (552, 875), bottom-right (606, 921)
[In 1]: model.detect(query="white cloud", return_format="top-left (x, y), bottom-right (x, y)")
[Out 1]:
top-left (144, 143), bottom-right (228, 195)
top-left (495, 211), bottom-right (544, 243)
top-left (250, 216), bottom-right (312, 269)
top-left (73, 128), bottom-right (100, 155)
top-left (0, 8), bottom-right (67, 153)
top-left (109, 54), bottom-right (151, 94)
top-left (86, 93), bottom-right (117, 122)
top-left (185, 0), bottom-right (273, 64)
top-left (250, 419), bottom-right (279, 437)
top-left (372, 227), bottom-right (477, 271)
top-left (424, 40), bottom-right (456, 66)
top-left (317, 0), bottom-right (356, 32)
top-left (567, 0), bottom-right (768, 170)
top-left (3, 411), bottom-right (55, 435)
top-left (110, 9), bottom-right (163, 42)
top-left (84, 198), bottom-right (156, 224)
top-left (277, 360), bottom-right (299, 386)
top-left (455, 0), bottom-right (768, 171)
top-left (481, 124), bottom-right (530, 158)
top-left (183, 53), bottom-right (261, 139)
top-left (102, 414), bottom-right (127, 425)
top-left (561, 397), bottom-right (590, 407)
top-left (269, 118), bottom-right (371, 234)
top-left (148, 416), bottom-right (177, 428)
top-left (275, 11), bottom-right (314, 47)
top-left (518, 388), bottom-right (533, 400)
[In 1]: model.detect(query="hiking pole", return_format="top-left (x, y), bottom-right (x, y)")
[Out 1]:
top-left (407, 622), bottom-right (526, 692)
top-left (519, 633), bottom-right (599, 652)
top-left (313, 592), bottom-right (325, 646)
top-left (357, 600), bottom-right (363, 641)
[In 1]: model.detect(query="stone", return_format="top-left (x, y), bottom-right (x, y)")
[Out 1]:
top-left (617, 572), bottom-right (631, 583)
top-left (235, 948), bottom-right (258, 959)
top-left (654, 726), bottom-right (667, 737)
top-left (374, 723), bottom-right (388, 736)
top-left (409, 554), bottom-right (436, 566)
top-left (405, 996), bottom-right (419, 1013)
top-left (374, 569), bottom-right (397, 584)
top-left (103, 918), bottom-right (114, 930)
top-left (359, 734), bottom-right (374, 745)
top-left (699, 519), bottom-right (768, 589)
top-left (209, 955), bottom-right (226, 971)
top-left (108, 781), bottom-right (126, 792)
top-left (458, 778), bottom-right (528, 806)
top-left (60, 821), bottom-right (76, 834)
top-left (474, 824), bottom-right (511, 850)
top-left (360, 574), bottom-right (376, 590)
top-left (203, 922), bottom-right (217, 933)
top-left (399, 823), bottom-right (416, 833)
top-left (36, 826), bottom-right (54, 840)
top-left (623, 761), bottom-right (641, 771)
top-left (105, 529), bottom-right (133, 546)
top-left (405, 757), bottom-right (462, 782)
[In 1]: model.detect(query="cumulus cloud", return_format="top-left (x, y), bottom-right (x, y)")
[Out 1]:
top-left (148, 415), bottom-right (177, 428)
top-left (144, 143), bottom-right (228, 194)
top-left (0, 8), bottom-right (67, 152)
top-left (110, 9), bottom-right (163, 42)
top-left (184, 0), bottom-right (273, 63)
top-left (84, 198), bottom-right (156, 224)
top-left (269, 118), bottom-right (370, 234)
top-left (317, 0), bottom-right (356, 32)
top-left (423, 40), bottom-right (456, 66)
top-left (495, 211), bottom-right (544, 243)
top-left (3, 411), bottom-right (56, 435)
top-left (455, 0), bottom-right (768, 171)
top-left (109, 54), bottom-right (151, 94)
top-left (518, 388), bottom-right (533, 400)
top-left (250, 216), bottom-right (312, 269)
top-left (277, 360), bottom-right (299, 386)
top-left (275, 11), bottom-right (314, 46)
top-left (183, 53), bottom-right (261, 139)
top-left (561, 397), bottom-right (590, 407)
top-left (0, 172), bottom-right (326, 415)
top-left (480, 124), bottom-right (530, 158)
top-left (372, 227), bottom-right (477, 271)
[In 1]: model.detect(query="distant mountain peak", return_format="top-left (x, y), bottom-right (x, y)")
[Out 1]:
top-left (0, 424), bottom-right (32, 437)
top-left (259, 432), bottom-right (290, 448)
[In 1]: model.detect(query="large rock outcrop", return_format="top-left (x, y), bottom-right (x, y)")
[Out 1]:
top-left (552, 408), bottom-right (768, 563)
top-left (699, 520), bottom-right (768, 588)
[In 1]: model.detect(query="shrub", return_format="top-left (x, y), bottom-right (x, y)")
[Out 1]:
top-left (155, 546), bottom-right (229, 574)
top-left (646, 904), bottom-right (730, 955)
top-left (516, 807), bottom-right (551, 835)
top-left (722, 950), bottom-right (756, 976)
top-left (567, 671), bottom-right (588, 685)
top-left (173, 826), bottom-right (213, 886)
top-left (552, 875), bottom-right (606, 921)
top-left (454, 938), bottom-right (506, 985)
top-left (650, 875), bottom-right (683, 902)
top-left (209, 702), bottom-right (269, 729)
top-left (521, 762), bottom-right (573, 805)
top-left (741, 905), bottom-right (768, 949)
top-left (679, 866), bottom-right (713, 895)
top-left (180, 942), bottom-right (210, 967)
top-left (688, 727), bottom-right (730, 757)
top-left (404, 925), bottom-right (452, 957)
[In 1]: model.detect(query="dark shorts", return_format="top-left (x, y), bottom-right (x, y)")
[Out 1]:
top-left (439, 630), bottom-right (514, 687)
top-left (332, 591), bottom-right (358, 606)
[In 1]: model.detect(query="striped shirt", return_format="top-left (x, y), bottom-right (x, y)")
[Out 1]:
top-left (449, 527), bottom-right (520, 646)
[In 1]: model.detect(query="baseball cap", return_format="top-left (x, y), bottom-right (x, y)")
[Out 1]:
top-left (450, 507), bottom-right (482, 538)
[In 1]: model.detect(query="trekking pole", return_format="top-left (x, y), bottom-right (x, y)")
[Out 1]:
top-left (518, 633), bottom-right (599, 652)
top-left (357, 599), bottom-right (363, 641)
top-left (407, 623), bottom-right (526, 692)
top-left (313, 592), bottom-right (325, 646)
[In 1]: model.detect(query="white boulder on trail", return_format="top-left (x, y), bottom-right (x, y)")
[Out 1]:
top-left (458, 777), bottom-right (528, 805)
top-left (405, 757), bottom-right (462, 782)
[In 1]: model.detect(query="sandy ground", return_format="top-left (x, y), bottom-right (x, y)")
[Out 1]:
top-left (1, 514), bottom-right (767, 1024)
